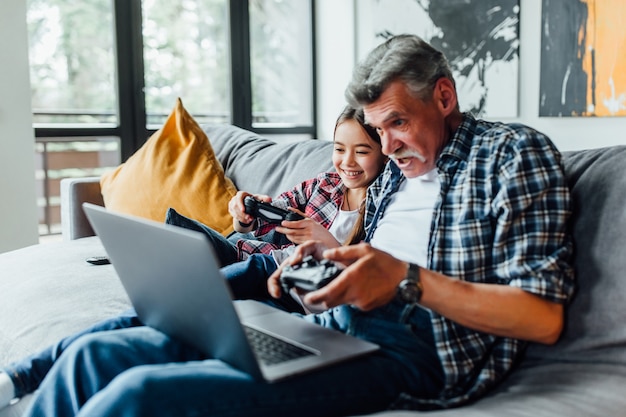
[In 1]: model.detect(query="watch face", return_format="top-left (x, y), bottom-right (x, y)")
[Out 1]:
top-left (397, 263), bottom-right (422, 304)
top-left (399, 280), bottom-right (421, 303)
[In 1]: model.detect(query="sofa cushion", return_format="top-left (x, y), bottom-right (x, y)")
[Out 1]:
top-left (0, 237), bottom-right (130, 367)
top-left (100, 99), bottom-right (237, 236)
top-left (411, 362), bottom-right (626, 417)
top-left (204, 124), bottom-right (334, 197)
top-left (526, 146), bottom-right (626, 364)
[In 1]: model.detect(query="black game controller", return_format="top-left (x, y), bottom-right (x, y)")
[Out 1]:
top-left (280, 256), bottom-right (341, 293)
top-left (243, 196), bottom-right (304, 224)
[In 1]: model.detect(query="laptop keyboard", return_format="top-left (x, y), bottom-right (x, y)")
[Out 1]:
top-left (244, 325), bottom-right (314, 366)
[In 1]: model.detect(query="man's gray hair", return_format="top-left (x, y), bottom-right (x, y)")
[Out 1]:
top-left (345, 34), bottom-right (455, 107)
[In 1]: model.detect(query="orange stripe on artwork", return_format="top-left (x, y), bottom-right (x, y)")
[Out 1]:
top-left (581, 0), bottom-right (626, 116)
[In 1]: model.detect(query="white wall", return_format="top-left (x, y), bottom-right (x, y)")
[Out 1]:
top-left (315, 0), bottom-right (357, 142)
top-left (316, 0), bottom-right (626, 151)
top-left (0, 0), bottom-right (38, 253)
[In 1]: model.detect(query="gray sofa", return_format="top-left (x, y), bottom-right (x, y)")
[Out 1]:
top-left (1, 124), bottom-right (626, 416)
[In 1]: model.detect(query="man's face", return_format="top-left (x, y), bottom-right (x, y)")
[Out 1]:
top-left (363, 80), bottom-right (450, 178)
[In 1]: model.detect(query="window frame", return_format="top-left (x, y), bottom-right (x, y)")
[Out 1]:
top-left (32, 0), bottom-right (317, 161)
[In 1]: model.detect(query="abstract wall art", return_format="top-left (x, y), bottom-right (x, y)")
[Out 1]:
top-left (540, 0), bottom-right (626, 117)
top-left (356, 0), bottom-right (520, 118)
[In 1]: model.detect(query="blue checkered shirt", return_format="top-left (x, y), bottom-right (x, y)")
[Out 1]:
top-left (364, 114), bottom-right (576, 408)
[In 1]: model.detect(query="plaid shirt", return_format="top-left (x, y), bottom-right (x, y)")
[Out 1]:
top-left (236, 172), bottom-right (345, 258)
top-left (364, 114), bottom-right (576, 409)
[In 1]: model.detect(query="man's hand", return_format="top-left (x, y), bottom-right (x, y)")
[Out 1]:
top-left (303, 243), bottom-right (407, 311)
top-left (268, 242), bottom-right (408, 312)
top-left (267, 240), bottom-right (331, 299)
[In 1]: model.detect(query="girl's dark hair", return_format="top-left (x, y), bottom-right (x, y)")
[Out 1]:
top-left (333, 105), bottom-right (380, 145)
top-left (332, 105), bottom-right (382, 246)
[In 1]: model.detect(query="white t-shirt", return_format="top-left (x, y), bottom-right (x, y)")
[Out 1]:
top-left (369, 169), bottom-right (439, 266)
top-left (327, 208), bottom-right (360, 245)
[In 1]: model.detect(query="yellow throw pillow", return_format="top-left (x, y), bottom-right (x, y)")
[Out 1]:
top-left (100, 98), bottom-right (236, 236)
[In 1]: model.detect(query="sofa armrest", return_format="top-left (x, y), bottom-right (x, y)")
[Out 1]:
top-left (60, 177), bottom-right (103, 241)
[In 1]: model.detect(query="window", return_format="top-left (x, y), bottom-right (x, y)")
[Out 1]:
top-left (28, 0), bottom-right (118, 127)
top-left (249, 0), bottom-right (314, 128)
top-left (142, 0), bottom-right (231, 127)
top-left (27, 0), bottom-right (316, 236)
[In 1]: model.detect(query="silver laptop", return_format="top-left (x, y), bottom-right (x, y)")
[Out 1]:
top-left (82, 203), bottom-right (378, 382)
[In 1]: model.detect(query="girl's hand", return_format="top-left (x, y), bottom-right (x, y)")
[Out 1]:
top-left (229, 191), bottom-right (271, 232)
top-left (275, 208), bottom-right (341, 248)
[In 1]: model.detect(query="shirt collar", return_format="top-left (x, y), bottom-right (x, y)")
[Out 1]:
top-left (438, 113), bottom-right (477, 167)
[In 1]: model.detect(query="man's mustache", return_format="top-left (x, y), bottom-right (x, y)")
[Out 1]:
top-left (389, 149), bottom-right (427, 163)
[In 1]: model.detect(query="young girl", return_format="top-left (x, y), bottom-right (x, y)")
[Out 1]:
top-left (220, 104), bottom-right (386, 311)
top-left (0, 105), bottom-right (387, 410)
top-left (166, 104), bottom-right (384, 266)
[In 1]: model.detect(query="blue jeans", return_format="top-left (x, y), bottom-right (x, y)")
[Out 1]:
top-left (222, 254), bottom-right (306, 314)
top-left (4, 309), bottom-right (143, 398)
top-left (3, 254), bottom-right (302, 399)
top-left (165, 208), bottom-right (293, 267)
top-left (165, 208), bottom-right (241, 267)
top-left (24, 301), bottom-right (443, 417)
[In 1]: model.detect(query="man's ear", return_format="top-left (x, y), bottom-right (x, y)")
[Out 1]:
top-left (435, 78), bottom-right (458, 115)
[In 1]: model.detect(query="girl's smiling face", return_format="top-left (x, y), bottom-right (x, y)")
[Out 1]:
top-left (332, 119), bottom-right (386, 190)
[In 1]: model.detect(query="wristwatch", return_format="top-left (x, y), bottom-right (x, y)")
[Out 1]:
top-left (397, 263), bottom-right (423, 304)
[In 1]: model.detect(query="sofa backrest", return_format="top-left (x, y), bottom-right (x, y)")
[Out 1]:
top-left (204, 124), bottom-right (334, 197)
top-left (526, 145), bottom-right (626, 364)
